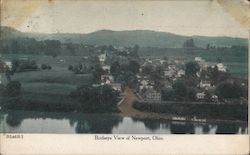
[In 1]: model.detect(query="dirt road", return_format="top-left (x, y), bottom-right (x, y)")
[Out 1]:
top-left (118, 87), bottom-right (172, 119)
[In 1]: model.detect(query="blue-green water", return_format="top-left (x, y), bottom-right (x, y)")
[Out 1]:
top-left (0, 110), bottom-right (248, 134)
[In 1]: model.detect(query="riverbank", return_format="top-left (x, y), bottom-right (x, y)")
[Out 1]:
top-left (118, 87), bottom-right (247, 124)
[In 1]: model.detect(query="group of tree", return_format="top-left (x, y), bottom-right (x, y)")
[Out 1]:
top-left (11, 59), bottom-right (39, 73)
top-left (0, 38), bottom-right (62, 57)
top-left (185, 61), bottom-right (200, 77)
top-left (206, 44), bottom-right (248, 51)
top-left (41, 64), bottom-right (52, 70)
top-left (215, 81), bottom-right (247, 99)
top-left (110, 60), bottom-right (140, 87)
top-left (201, 65), bottom-right (232, 86)
top-left (161, 80), bottom-right (198, 101)
top-left (0, 81), bottom-right (22, 97)
top-left (68, 63), bottom-right (90, 74)
top-left (183, 38), bottom-right (196, 48)
top-left (70, 84), bottom-right (119, 112)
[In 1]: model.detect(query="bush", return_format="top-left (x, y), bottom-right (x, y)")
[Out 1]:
top-left (5, 81), bottom-right (22, 97)
top-left (68, 65), bottom-right (73, 71)
top-left (41, 64), bottom-right (52, 70)
top-left (41, 64), bottom-right (48, 70)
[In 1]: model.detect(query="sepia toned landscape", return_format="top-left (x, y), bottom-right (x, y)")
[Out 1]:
top-left (0, 0), bottom-right (248, 134)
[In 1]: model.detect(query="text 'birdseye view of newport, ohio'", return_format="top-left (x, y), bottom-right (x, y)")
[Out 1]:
top-left (0, 0), bottom-right (248, 134)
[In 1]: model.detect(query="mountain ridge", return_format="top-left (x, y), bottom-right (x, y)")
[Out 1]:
top-left (0, 26), bottom-right (248, 48)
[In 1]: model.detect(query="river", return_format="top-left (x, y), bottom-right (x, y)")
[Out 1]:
top-left (0, 110), bottom-right (248, 134)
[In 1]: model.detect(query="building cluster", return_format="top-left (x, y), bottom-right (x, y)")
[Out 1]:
top-left (92, 51), bottom-right (122, 92)
top-left (136, 56), bottom-right (228, 103)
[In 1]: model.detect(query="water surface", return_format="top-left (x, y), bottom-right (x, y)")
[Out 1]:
top-left (0, 110), bottom-right (248, 134)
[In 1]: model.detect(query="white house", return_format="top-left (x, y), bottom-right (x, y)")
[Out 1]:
top-left (196, 92), bottom-right (205, 100)
top-left (216, 63), bottom-right (226, 72)
top-left (140, 80), bottom-right (149, 86)
top-left (164, 70), bottom-right (175, 77)
top-left (101, 74), bottom-right (114, 83)
top-left (5, 61), bottom-right (12, 69)
top-left (102, 65), bottom-right (111, 73)
top-left (110, 83), bottom-right (122, 91)
top-left (211, 95), bottom-right (218, 102)
top-left (195, 57), bottom-right (205, 63)
top-left (200, 80), bottom-right (211, 88)
top-left (177, 69), bottom-right (185, 77)
top-left (195, 57), bottom-right (202, 61)
top-left (143, 88), bottom-right (161, 101)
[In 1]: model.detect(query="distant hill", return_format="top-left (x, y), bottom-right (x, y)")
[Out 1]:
top-left (0, 26), bottom-right (248, 48)
top-left (0, 26), bottom-right (23, 39)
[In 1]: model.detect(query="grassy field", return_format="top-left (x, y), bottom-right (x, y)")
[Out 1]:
top-left (22, 82), bottom-right (77, 95)
top-left (1, 54), bottom-right (93, 107)
top-left (11, 70), bottom-right (92, 85)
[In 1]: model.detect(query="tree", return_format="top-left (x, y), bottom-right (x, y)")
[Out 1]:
top-left (66, 43), bottom-right (76, 56)
top-left (68, 65), bottom-right (73, 71)
top-left (110, 61), bottom-right (121, 78)
top-left (47, 65), bottom-right (52, 70)
top-left (41, 64), bottom-right (48, 70)
top-left (128, 60), bottom-right (140, 74)
top-left (204, 91), bottom-right (212, 102)
top-left (183, 38), bottom-right (195, 48)
top-left (216, 58), bottom-right (222, 63)
top-left (70, 85), bottom-right (119, 112)
top-left (92, 64), bottom-right (104, 82)
top-left (187, 88), bottom-right (197, 101)
top-left (132, 44), bottom-right (139, 57)
top-left (161, 88), bottom-right (176, 101)
top-left (216, 82), bottom-right (241, 99)
top-left (206, 44), bottom-right (210, 50)
top-left (185, 62), bottom-right (200, 76)
top-left (5, 81), bottom-right (21, 97)
top-left (43, 40), bottom-right (61, 57)
top-left (142, 64), bottom-right (154, 75)
top-left (172, 80), bottom-right (188, 100)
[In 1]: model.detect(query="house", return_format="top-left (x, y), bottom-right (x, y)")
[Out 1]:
top-left (168, 64), bottom-right (176, 70)
top-left (196, 92), bottom-right (205, 100)
top-left (110, 83), bottom-right (122, 92)
top-left (92, 84), bottom-right (101, 87)
top-left (140, 80), bottom-right (149, 86)
top-left (142, 88), bottom-right (161, 101)
top-left (102, 65), bottom-right (111, 73)
top-left (5, 61), bottom-right (12, 69)
top-left (216, 63), bottom-right (226, 72)
top-left (211, 95), bottom-right (218, 102)
top-left (177, 69), bottom-right (185, 77)
top-left (160, 60), bottom-right (165, 65)
top-left (195, 57), bottom-right (204, 62)
top-left (101, 74), bottom-right (114, 83)
top-left (164, 70), bottom-right (175, 77)
top-left (199, 80), bottom-right (211, 88)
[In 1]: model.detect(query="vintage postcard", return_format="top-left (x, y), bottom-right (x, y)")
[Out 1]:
top-left (0, 0), bottom-right (249, 154)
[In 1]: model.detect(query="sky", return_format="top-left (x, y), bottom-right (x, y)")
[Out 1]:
top-left (2, 0), bottom-right (249, 38)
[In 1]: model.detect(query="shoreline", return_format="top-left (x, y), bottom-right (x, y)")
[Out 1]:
top-left (118, 87), bottom-right (247, 125)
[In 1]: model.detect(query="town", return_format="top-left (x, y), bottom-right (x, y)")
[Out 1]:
top-left (0, 41), bottom-right (248, 121)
